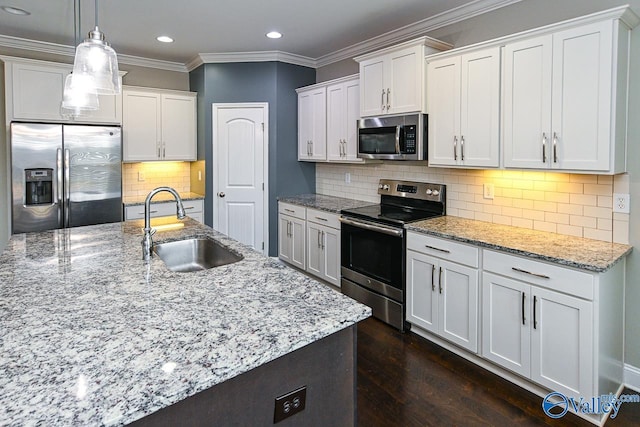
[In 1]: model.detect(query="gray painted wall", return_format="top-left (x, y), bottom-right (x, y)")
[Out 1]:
top-left (189, 62), bottom-right (316, 256)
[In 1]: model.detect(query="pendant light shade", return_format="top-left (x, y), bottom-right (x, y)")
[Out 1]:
top-left (61, 72), bottom-right (99, 117)
top-left (72, 26), bottom-right (121, 95)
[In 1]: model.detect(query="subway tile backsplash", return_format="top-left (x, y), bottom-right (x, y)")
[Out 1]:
top-left (316, 163), bottom-right (630, 244)
top-left (122, 162), bottom-right (191, 198)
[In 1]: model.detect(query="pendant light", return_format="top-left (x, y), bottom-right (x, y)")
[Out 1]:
top-left (71, 0), bottom-right (121, 95)
top-left (61, 0), bottom-right (99, 117)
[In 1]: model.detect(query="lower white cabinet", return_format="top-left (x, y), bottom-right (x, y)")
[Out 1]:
top-left (124, 199), bottom-right (203, 223)
top-left (278, 203), bottom-right (306, 270)
top-left (406, 232), bottom-right (479, 352)
top-left (306, 208), bottom-right (341, 287)
top-left (482, 250), bottom-right (594, 398)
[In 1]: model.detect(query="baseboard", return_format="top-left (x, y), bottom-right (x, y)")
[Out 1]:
top-left (624, 364), bottom-right (640, 392)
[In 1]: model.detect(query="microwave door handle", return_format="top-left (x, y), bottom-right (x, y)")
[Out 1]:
top-left (395, 126), bottom-right (401, 155)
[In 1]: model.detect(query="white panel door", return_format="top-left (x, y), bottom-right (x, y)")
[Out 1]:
top-left (214, 105), bottom-right (266, 253)
top-left (306, 222), bottom-right (323, 278)
top-left (278, 214), bottom-right (293, 263)
top-left (321, 225), bottom-right (341, 286)
top-left (11, 62), bottom-right (65, 121)
top-left (326, 83), bottom-right (344, 161)
top-left (439, 259), bottom-right (478, 353)
top-left (482, 272), bottom-right (531, 377)
top-left (290, 216), bottom-right (306, 270)
top-left (460, 47), bottom-right (500, 167)
top-left (406, 250), bottom-right (439, 334)
top-left (123, 90), bottom-right (161, 161)
top-left (427, 57), bottom-right (460, 166)
top-left (360, 58), bottom-right (385, 117)
top-left (551, 21), bottom-right (612, 171)
top-left (502, 36), bottom-right (553, 169)
top-left (344, 79), bottom-right (361, 161)
top-left (309, 88), bottom-right (327, 160)
top-left (162, 94), bottom-right (197, 160)
top-left (531, 287), bottom-right (594, 398)
top-left (388, 46), bottom-right (421, 114)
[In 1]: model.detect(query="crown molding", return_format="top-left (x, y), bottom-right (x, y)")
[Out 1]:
top-left (315, 0), bottom-right (523, 67)
top-left (0, 34), bottom-right (187, 72)
top-left (187, 51), bottom-right (317, 71)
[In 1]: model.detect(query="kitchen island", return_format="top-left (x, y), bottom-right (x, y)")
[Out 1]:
top-left (0, 218), bottom-right (370, 426)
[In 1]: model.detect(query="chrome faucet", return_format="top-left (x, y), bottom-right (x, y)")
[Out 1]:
top-left (142, 186), bottom-right (186, 260)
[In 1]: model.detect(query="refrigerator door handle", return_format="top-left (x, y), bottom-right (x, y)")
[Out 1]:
top-left (56, 148), bottom-right (64, 225)
top-left (64, 148), bottom-right (71, 227)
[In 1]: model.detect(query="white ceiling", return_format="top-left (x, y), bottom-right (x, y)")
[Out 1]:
top-left (0, 0), bottom-right (521, 70)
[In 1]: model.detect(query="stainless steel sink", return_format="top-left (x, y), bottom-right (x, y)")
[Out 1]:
top-left (153, 237), bottom-right (243, 272)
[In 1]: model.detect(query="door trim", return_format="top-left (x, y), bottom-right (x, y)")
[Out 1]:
top-left (212, 102), bottom-right (269, 255)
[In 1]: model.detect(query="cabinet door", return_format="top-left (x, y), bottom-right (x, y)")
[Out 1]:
top-left (502, 35), bottom-right (553, 169)
top-left (11, 62), bottom-right (65, 121)
top-left (290, 216), bottom-right (306, 270)
top-left (388, 46), bottom-right (423, 114)
top-left (306, 222), bottom-right (323, 278)
top-left (427, 57), bottom-right (460, 166)
top-left (531, 287), bottom-right (594, 398)
top-left (406, 250), bottom-right (439, 334)
top-left (460, 48), bottom-right (500, 167)
top-left (298, 88), bottom-right (326, 161)
top-left (278, 214), bottom-right (293, 263)
top-left (75, 92), bottom-right (123, 124)
top-left (551, 21), bottom-right (612, 171)
top-left (482, 272), bottom-right (531, 377)
top-left (326, 83), bottom-right (344, 161)
top-left (298, 90), bottom-right (313, 160)
top-left (359, 58), bottom-right (385, 117)
top-left (123, 90), bottom-right (161, 161)
top-left (161, 93), bottom-right (197, 161)
top-left (439, 259), bottom-right (479, 353)
top-left (343, 79), bottom-right (361, 162)
top-left (321, 225), bottom-right (341, 287)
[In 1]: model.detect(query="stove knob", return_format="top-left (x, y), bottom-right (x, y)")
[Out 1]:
top-left (378, 184), bottom-right (384, 189)
top-left (425, 189), bottom-right (433, 195)
top-left (431, 190), bottom-right (440, 196)
top-left (382, 184), bottom-right (390, 191)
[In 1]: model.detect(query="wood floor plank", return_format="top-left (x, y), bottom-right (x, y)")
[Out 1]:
top-left (357, 318), bottom-right (640, 427)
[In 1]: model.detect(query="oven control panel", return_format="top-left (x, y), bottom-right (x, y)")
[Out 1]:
top-left (377, 179), bottom-right (445, 202)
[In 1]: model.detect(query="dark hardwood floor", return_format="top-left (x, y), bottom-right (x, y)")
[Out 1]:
top-left (356, 317), bottom-right (640, 426)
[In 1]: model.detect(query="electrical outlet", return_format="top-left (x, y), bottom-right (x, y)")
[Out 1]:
top-left (274, 386), bottom-right (306, 423)
top-left (483, 183), bottom-right (495, 200)
top-left (345, 172), bottom-right (351, 184)
top-left (613, 193), bottom-right (630, 214)
top-left (138, 171), bottom-right (145, 182)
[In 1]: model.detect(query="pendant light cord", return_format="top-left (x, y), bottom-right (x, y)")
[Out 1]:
top-left (94, 0), bottom-right (99, 28)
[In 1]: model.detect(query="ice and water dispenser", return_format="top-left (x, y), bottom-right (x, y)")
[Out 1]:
top-left (24, 168), bottom-right (53, 205)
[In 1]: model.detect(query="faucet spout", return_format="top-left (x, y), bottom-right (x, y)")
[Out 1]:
top-left (142, 186), bottom-right (186, 261)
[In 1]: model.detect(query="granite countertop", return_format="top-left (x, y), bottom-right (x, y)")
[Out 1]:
top-left (278, 194), bottom-right (372, 214)
top-left (407, 216), bottom-right (632, 272)
top-left (0, 220), bottom-right (370, 426)
top-left (123, 192), bottom-right (204, 206)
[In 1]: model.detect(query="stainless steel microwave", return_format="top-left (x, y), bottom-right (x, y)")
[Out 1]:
top-left (357, 113), bottom-right (427, 161)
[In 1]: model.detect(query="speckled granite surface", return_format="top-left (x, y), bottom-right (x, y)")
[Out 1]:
top-left (123, 192), bottom-right (204, 206)
top-left (0, 220), bottom-right (370, 426)
top-left (406, 216), bottom-right (632, 272)
top-left (277, 194), bottom-right (372, 213)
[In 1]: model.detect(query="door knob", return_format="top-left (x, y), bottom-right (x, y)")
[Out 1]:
top-left (218, 192), bottom-right (225, 198)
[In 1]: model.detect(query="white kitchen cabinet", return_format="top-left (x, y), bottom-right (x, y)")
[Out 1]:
top-left (503, 19), bottom-right (630, 173)
top-left (305, 208), bottom-right (341, 287)
top-left (122, 86), bottom-right (197, 162)
top-left (356, 38), bottom-right (448, 117)
top-left (297, 86), bottom-right (326, 161)
top-left (124, 199), bottom-right (204, 223)
top-left (426, 47), bottom-right (500, 168)
top-left (406, 232), bottom-right (479, 353)
top-left (2, 56), bottom-right (122, 124)
top-left (326, 78), bottom-right (361, 162)
top-left (278, 203), bottom-right (306, 270)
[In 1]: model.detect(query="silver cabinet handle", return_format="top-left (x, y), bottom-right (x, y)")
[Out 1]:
top-left (424, 244), bottom-right (450, 253)
top-left (163, 142), bottom-right (166, 158)
top-left (286, 220), bottom-right (291, 237)
top-left (533, 296), bottom-right (538, 329)
top-left (453, 136), bottom-right (458, 161)
top-left (431, 264), bottom-right (435, 291)
top-left (322, 231), bottom-right (325, 250)
top-left (381, 89), bottom-right (386, 111)
top-left (512, 267), bottom-right (550, 280)
top-left (317, 229), bottom-right (322, 248)
top-left (386, 88), bottom-right (390, 110)
top-left (460, 135), bottom-right (465, 161)
top-left (522, 292), bottom-right (526, 326)
top-left (315, 216), bottom-right (328, 222)
top-left (438, 266), bottom-right (443, 294)
top-left (553, 132), bottom-right (558, 163)
top-left (158, 142), bottom-right (161, 159)
top-left (542, 133), bottom-right (547, 163)
top-left (284, 208), bottom-right (295, 213)
top-left (184, 206), bottom-right (195, 210)
top-left (309, 140), bottom-right (313, 156)
top-left (138, 210), bottom-right (158, 215)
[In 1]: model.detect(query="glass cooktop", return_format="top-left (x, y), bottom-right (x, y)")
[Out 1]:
top-left (341, 203), bottom-right (442, 226)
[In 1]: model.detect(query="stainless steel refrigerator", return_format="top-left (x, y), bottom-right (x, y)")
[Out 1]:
top-left (11, 122), bottom-right (122, 234)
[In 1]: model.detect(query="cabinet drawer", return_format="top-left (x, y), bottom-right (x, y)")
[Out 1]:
top-left (124, 199), bottom-right (203, 221)
top-left (483, 250), bottom-right (594, 300)
top-left (306, 208), bottom-right (340, 229)
top-left (278, 202), bottom-right (306, 220)
top-left (182, 200), bottom-right (203, 213)
top-left (407, 232), bottom-right (479, 268)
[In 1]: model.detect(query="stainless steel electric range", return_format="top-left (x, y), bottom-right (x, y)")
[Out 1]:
top-left (340, 179), bottom-right (446, 331)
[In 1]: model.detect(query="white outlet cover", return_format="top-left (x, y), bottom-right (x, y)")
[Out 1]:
top-left (613, 193), bottom-right (630, 214)
top-left (483, 183), bottom-right (495, 200)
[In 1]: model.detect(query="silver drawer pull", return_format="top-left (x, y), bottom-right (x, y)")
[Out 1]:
top-left (139, 210), bottom-right (158, 214)
top-left (184, 206), bottom-right (195, 210)
top-left (315, 216), bottom-right (328, 221)
top-left (424, 244), bottom-right (450, 254)
top-left (284, 209), bottom-right (295, 213)
top-left (512, 267), bottom-right (550, 280)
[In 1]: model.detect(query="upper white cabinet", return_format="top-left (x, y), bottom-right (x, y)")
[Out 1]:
top-left (297, 86), bottom-right (327, 161)
top-left (355, 37), bottom-right (451, 117)
top-left (326, 78), bottom-right (360, 162)
top-left (123, 86), bottom-right (197, 162)
top-left (1, 56), bottom-right (122, 124)
top-left (427, 47), bottom-right (500, 168)
top-left (502, 18), bottom-right (633, 173)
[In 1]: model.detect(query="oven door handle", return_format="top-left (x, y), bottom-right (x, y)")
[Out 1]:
top-left (339, 216), bottom-right (404, 237)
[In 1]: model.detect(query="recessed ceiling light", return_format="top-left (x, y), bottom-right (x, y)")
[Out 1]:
top-left (156, 36), bottom-right (174, 43)
top-left (266, 31), bottom-right (282, 39)
top-left (1, 6), bottom-right (30, 15)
